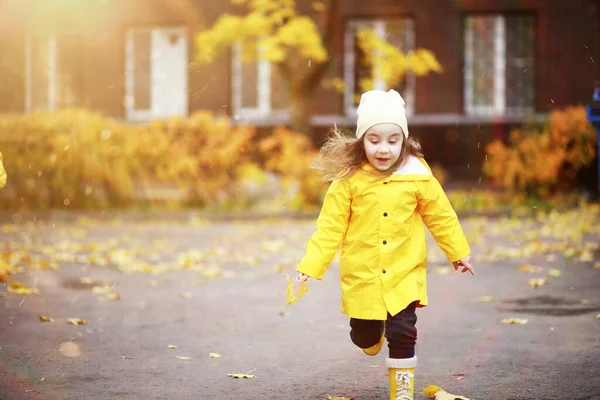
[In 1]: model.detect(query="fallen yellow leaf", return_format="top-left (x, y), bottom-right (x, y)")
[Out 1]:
top-left (209, 352), bottom-right (222, 358)
top-left (106, 293), bottom-right (121, 301)
top-left (176, 356), bottom-right (191, 360)
top-left (228, 373), bottom-right (256, 379)
top-left (596, 314), bottom-right (600, 319)
top-left (518, 264), bottom-right (542, 273)
top-left (67, 318), bottom-right (87, 325)
top-left (423, 384), bottom-right (469, 400)
top-left (546, 268), bottom-right (562, 277)
top-left (168, 345), bottom-right (177, 349)
top-left (92, 284), bottom-right (112, 294)
top-left (528, 278), bottom-right (549, 288)
top-left (180, 292), bottom-right (193, 299)
top-left (7, 281), bottom-right (39, 295)
top-left (502, 318), bottom-right (529, 324)
top-left (39, 315), bottom-right (54, 323)
top-left (327, 396), bottom-right (354, 400)
top-left (285, 274), bottom-right (308, 305)
top-left (579, 251), bottom-right (594, 262)
top-left (478, 296), bottom-right (496, 303)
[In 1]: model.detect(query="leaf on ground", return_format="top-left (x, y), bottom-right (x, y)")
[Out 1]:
top-left (285, 274), bottom-right (308, 305)
top-left (580, 299), bottom-right (591, 305)
top-left (518, 264), bottom-right (542, 273)
top-left (106, 293), bottom-right (121, 301)
top-left (39, 315), bottom-right (54, 323)
top-left (579, 251), bottom-right (594, 262)
top-left (209, 352), bottom-right (222, 358)
top-left (180, 292), bottom-right (193, 299)
top-left (176, 356), bottom-right (191, 360)
top-left (168, 345), bottom-right (177, 349)
top-left (528, 277), bottom-right (549, 288)
top-left (7, 281), bottom-right (39, 295)
top-left (67, 318), bottom-right (87, 325)
top-left (228, 373), bottom-right (256, 379)
top-left (147, 280), bottom-right (159, 287)
top-left (546, 268), bottom-right (562, 277)
top-left (423, 384), bottom-right (469, 400)
top-left (121, 356), bottom-right (133, 359)
top-left (327, 396), bottom-right (354, 400)
top-left (80, 277), bottom-right (94, 284)
top-left (596, 314), bottom-right (600, 319)
top-left (478, 296), bottom-right (496, 303)
top-left (502, 318), bottom-right (529, 324)
top-left (545, 254), bottom-right (558, 262)
top-left (452, 373), bottom-right (465, 380)
top-left (433, 266), bottom-right (453, 275)
top-left (92, 284), bottom-right (112, 294)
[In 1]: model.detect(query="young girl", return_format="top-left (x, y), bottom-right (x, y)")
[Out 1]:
top-left (296, 89), bottom-right (474, 400)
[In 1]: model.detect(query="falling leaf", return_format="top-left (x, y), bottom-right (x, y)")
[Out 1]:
top-left (478, 296), bottom-right (496, 303)
top-left (285, 274), bottom-right (308, 305)
top-left (7, 281), bottom-right (39, 295)
top-left (39, 315), bottom-right (54, 323)
top-left (528, 278), bottom-right (549, 288)
top-left (176, 356), bottom-right (191, 360)
top-left (546, 269), bottom-right (562, 277)
top-left (502, 318), bottom-right (529, 325)
top-left (209, 352), bottom-right (222, 358)
top-left (67, 318), bottom-right (87, 325)
top-left (106, 293), bottom-right (121, 301)
top-left (168, 345), bottom-right (177, 349)
top-left (423, 384), bottom-right (470, 400)
top-left (180, 292), bottom-right (193, 299)
top-left (227, 373), bottom-right (256, 379)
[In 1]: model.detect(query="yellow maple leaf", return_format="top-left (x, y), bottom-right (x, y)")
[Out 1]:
top-left (227, 373), bottom-right (256, 379)
top-left (168, 345), bottom-right (177, 349)
top-left (39, 315), bottom-right (54, 323)
top-left (209, 352), bottom-right (222, 358)
top-left (546, 268), bottom-right (562, 277)
top-left (67, 318), bottom-right (87, 325)
top-left (92, 284), bottom-right (112, 294)
top-left (106, 293), bottom-right (121, 301)
top-left (285, 274), bottom-right (308, 305)
top-left (502, 318), bottom-right (529, 325)
top-left (423, 384), bottom-right (469, 400)
top-left (528, 278), bottom-right (549, 288)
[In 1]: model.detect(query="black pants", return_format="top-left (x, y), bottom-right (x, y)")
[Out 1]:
top-left (349, 301), bottom-right (417, 359)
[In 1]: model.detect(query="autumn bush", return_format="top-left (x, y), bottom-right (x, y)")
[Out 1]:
top-left (0, 110), bottom-right (322, 210)
top-left (483, 106), bottom-right (597, 197)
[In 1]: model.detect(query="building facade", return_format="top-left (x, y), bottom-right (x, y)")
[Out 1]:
top-left (1, 0), bottom-right (599, 177)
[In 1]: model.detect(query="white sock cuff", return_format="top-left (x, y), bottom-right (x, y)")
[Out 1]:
top-left (386, 356), bottom-right (417, 369)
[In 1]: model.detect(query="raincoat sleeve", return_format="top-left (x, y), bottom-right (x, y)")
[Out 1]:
top-left (296, 179), bottom-right (351, 280)
top-left (416, 177), bottom-right (470, 263)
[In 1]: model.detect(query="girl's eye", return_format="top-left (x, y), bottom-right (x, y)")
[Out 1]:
top-left (389, 141), bottom-right (397, 145)
top-left (370, 141), bottom-right (379, 145)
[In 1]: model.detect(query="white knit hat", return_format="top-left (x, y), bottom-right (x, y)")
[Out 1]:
top-left (355, 89), bottom-right (409, 139)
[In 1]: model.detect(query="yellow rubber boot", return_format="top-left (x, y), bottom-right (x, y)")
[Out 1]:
top-left (362, 325), bottom-right (385, 356)
top-left (386, 356), bottom-right (417, 400)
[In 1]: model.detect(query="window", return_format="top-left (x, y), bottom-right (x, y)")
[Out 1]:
top-left (125, 27), bottom-right (189, 122)
top-left (344, 19), bottom-right (415, 116)
top-left (25, 35), bottom-right (57, 112)
top-left (464, 14), bottom-right (535, 115)
top-left (231, 41), bottom-right (290, 120)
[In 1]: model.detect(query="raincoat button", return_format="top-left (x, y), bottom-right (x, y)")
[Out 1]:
top-left (383, 182), bottom-right (388, 185)
top-left (383, 212), bottom-right (388, 217)
top-left (383, 240), bottom-right (387, 244)
top-left (382, 269), bottom-right (386, 274)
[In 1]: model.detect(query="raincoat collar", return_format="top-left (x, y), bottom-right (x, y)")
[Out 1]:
top-left (360, 157), bottom-right (432, 182)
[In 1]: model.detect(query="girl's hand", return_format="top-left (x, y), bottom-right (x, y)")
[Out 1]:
top-left (297, 272), bottom-right (310, 283)
top-left (453, 255), bottom-right (475, 276)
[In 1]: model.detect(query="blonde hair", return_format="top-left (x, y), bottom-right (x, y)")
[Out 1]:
top-left (312, 126), bottom-right (424, 182)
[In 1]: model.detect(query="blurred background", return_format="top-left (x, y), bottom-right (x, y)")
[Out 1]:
top-left (0, 0), bottom-right (598, 213)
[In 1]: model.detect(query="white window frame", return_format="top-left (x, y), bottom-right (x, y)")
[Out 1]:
top-left (125, 26), bottom-right (189, 122)
top-left (231, 42), bottom-right (290, 121)
top-left (344, 19), bottom-right (415, 117)
top-left (25, 35), bottom-right (58, 112)
top-left (464, 15), bottom-right (534, 116)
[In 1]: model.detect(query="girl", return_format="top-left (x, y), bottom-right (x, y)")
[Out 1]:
top-left (296, 89), bottom-right (474, 400)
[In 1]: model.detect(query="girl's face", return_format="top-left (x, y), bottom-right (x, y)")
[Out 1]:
top-left (363, 123), bottom-right (404, 171)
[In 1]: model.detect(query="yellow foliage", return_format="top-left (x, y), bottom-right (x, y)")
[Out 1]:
top-left (483, 106), bottom-right (597, 195)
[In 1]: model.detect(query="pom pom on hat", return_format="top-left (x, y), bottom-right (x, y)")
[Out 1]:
top-left (355, 89), bottom-right (409, 139)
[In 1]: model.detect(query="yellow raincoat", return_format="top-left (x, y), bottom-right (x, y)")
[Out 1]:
top-left (297, 156), bottom-right (470, 320)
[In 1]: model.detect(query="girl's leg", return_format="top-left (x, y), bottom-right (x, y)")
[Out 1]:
top-left (385, 302), bottom-right (418, 400)
top-left (349, 318), bottom-right (384, 349)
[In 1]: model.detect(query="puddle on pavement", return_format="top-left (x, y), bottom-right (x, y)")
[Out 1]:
top-left (501, 295), bottom-right (600, 316)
